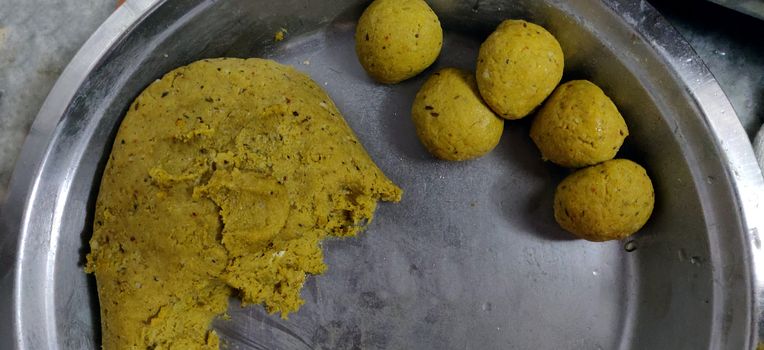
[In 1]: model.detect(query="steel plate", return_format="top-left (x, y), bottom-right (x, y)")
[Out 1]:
top-left (1, 0), bottom-right (763, 349)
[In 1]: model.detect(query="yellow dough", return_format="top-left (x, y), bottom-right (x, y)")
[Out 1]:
top-left (530, 80), bottom-right (629, 168)
top-left (476, 19), bottom-right (564, 119)
top-left (554, 159), bottom-right (654, 241)
top-left (85, 58), bottom-right (402, 349)
top-left (411, 67), bottom-right (504, 161)
top-left (355, 0), bottom-right (443, 84)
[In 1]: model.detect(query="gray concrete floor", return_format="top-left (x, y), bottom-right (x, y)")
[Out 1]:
top-left (650, 0), bottom-right (764, 139)
top-left (0, 0), bottom-right (116, 200)
top-left (0, 0), bottom-right (762, 201)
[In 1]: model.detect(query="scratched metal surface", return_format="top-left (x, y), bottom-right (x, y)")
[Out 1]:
top-left (1, 0), bottom-right (763, 349)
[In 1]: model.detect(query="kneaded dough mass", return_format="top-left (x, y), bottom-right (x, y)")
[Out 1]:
top-left (355, 0), bottom-right (443, 84)
top-left (411, 67), bottom-right (504, 161)
top-left (86, 58), bottom-right (402, 349)
top-left (530, 80), bottom-right (629, 168)
top-left (476, 19), bottom-right (564, 120)
top-left (554, 159), bottom-right (654, 241)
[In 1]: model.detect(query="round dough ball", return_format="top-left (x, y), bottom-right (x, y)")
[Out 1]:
top-left (554, 159), bottom-right (655, 241)
top-left (530, 80), bottom-right (629, 168)
top-left (412, 68), bottom-right (504, 161)
top-left (476, 20), bottom-right (564, 119)
top-left (355, 0), bottom-right (443, 84)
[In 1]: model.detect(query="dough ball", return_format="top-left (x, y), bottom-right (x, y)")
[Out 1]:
top-left (554, 159), bottom-right (655, 241)
top-left (530, 80), bottom-right (629, 168)
top-left (476, 19), bottom-right (564, 119)
top-left (355, 0), bottom-right (443, 84)
top-left (411, 68), bottom-right (504, 161)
